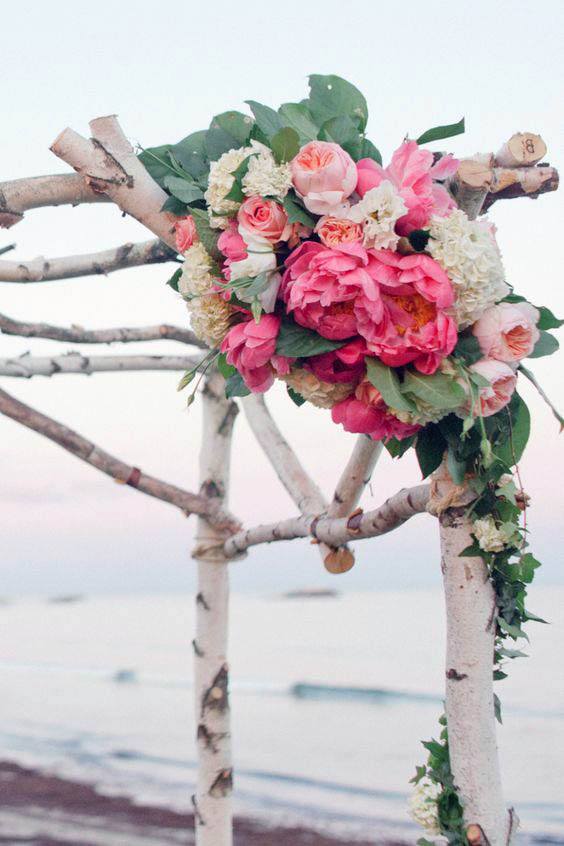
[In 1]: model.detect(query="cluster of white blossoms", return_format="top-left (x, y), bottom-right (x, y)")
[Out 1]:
top-left (242, 147), bottom-right (292, 199)
top-left (347, 180), bottom-right (407, 250)
top-left (281, 369), bottom-right (355, 409)
top-left (392, 396), bottom-right (449, 426)
top-left (408, 781), bottom-right (441, 835)
top-left (187, 295), bottom-right (233, 348)
top-left (473, 514), bottom-right (513, 553)
top-left (205, 141), bottom-right (274, 227)
top-left (178, 243), bottom-right (215, 299)
top-left (428, 210), bottom-right (510, 328)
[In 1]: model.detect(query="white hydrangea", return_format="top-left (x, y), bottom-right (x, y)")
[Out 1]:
top-left (280, 369), bottom-right (355, 409)
top-left (187, 294), bottom-right (233, 348)
top-left (428, 210), bottom-right (510, 328)
top-left (391, 397), bottom-right (450, 426)
top-left (178, 243), bottom-right (215, 299)
top-left (409, 781), bottom-right (441, 835)
top-left (347, 180), bottom-right (407, 250)
top-left (473, 515), bottom-right (512, 553)
top-left (242, 148), bottom-right (292, 199)
top-left (204, 140), bottom-right (268, 226)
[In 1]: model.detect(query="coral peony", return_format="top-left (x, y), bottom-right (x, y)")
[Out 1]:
top-left (306, 338), bottom-right (367, 384)
top-left (332, 381), bottom-right (420, 441)
top-left (174, 215), bottom-right (198, 253)
top-left (472, 301), bottom-right (540, 362)
top-left (469, 358), bottom-right (517, 417)
top-left (221, 314), bottom-right (289, 393)
top-left (291, 141), bottom-right (357, 215)
top-left (356, 141), bottom-right (458, 235)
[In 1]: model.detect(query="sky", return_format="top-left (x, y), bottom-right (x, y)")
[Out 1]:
top-left (1, 0), bottom-right (563, 595)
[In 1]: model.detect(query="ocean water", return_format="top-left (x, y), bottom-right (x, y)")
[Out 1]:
top-left (0, 589), bottom-right (562, 842)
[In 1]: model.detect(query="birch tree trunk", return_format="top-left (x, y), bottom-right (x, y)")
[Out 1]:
top-left (434, 466), bottom-right (509, 846)
top-left (191, 374), bottom-right (238, 846)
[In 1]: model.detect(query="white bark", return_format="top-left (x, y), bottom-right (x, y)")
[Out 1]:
top-left (435, 465), bottom-right (510, 845)
top-left (0, 173), bottom-right (109, 228)
top-left (224, 483), bottom-right (430, 557)
top-left (0, 239), bottom-right (175, 282)
top-left (0, 352), bottom-right (199, 378)
top-left (0, 312), bottom-right (205, 348)
top-left (329, 436), bottom-right (382, 518)
top-left (50, 117), bottom-right (177, 249)
top-left (191, 374), bottom-right (237, 846)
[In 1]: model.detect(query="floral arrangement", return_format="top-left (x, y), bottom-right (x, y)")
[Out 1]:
top-left (140, 76), bottom-right (562, 842)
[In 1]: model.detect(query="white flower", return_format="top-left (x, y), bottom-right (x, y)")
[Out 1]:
top-left (204, 141), bottom-right (267, 224)
top-left (473, 515), bottom-right (512, 553)
top-left (428, 210), bottom-right (510, 328)
top-left (178, 243), bottom-right (215, 299)
top-left (347, 181), bottom-right (406, 249)
top-left (392, 397), bottom-right (450, 426)
top-left (242, 148), bottom-right (292, 199)
top-left (229, 246), bottom-right (277, 281)
top-left (187, 294), bottom-right (233, 348)
top-left (409, 781), bottom-right (441, 835)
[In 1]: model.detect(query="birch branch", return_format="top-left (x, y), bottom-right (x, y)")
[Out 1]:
top-left (0, 239), bottom-right (176, 283)
top-left (192, 373), bottom-right (237, 846)
top-left (0, 385), bottom-right (237, 532)
top-left (224, 483), bottom-right (430, 557)
top-left (0, 352), bottom-right (199, 378)
top-left (0, 174), bottom-right (109, 229)
top-left (50, 116), bottom-right (177, 249)
top-left (329, 435), bottom-right (382, 518)
top-left (0, 312), bottom-right (205, 348)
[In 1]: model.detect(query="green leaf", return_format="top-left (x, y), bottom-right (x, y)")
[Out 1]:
top-left (415, 425), bottom-right (446, 478)
top-left (223, 155), bottom-right (254, 203)
top-left (454, 333), bottom-right (483, 365)
top-left (416, 118), bottom-right (465, 146)
top-left (211, 111), bottom-right (253, 145)
top-left (498, 617), bottom-right (529, 641)
top-left (270, 127), bottom-right (300, 163)
top-left (402, 370), bottom-right (466, 409)
top-left (495, 394), bottom-right (530, 467)
top-left (282, 194), bottom-right (316, 228)
top-left (307, 74), bottom-right (368, 133)
top-left (190, 207), bottom-right (222, 265)
top-left (176, 369), bottom-right (196, 392)
top-left (275, 321), bottom-right (347, 357)
top-left (384, 434), bottom-right (416, 458)
top-left (287, 385), bottom-right (306, 407)
top-left (365, 358), bottom-right (415, 412)
top-left (519, 552), bottom-right (541, 584)
top-left (537, 305), bottom-right (564, 330)
top-left (528, 329), bottom-right (559, 358)
top-left (278, 102), bottom-right (319, 143)
top-left (161, 195), bottom-right (188, 215)
top-left (163, 174), bottom-right (204, 204)
top-left (360, 138), bottom-right (382, 165)
top-left (319, 115), bottom-right (362, 159)
top-left (169, 131), bottom-right (209, 180)
top-left (138, 145), bottom-right (174, 188)
top-left (494, 693), bottom-right (503, 724)
top-left (225, 372), bottom-right (251, 398)
top-left (447, 446), bottom-right (466, 485)
top-left (217, 353), bottom-right (237, 379)
top-left (166, 268), bottom-right (182, 292)
top-left (407, 229), bottom-right (430, 253)
top-left (245, 100), bottom-right (284, 139)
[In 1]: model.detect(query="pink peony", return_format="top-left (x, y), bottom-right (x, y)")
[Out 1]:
top-left (291, 141), bottom-right (357, 215)
top-left (315, 216), bottom-right (363, 248)
top-left (472, 301), bottom-right (540, 363)
top-left (282, 241), bottom-right (383, 341)
top-left (174, 215), bottom-right (198, 252)
top-left (332, 381), bottom-right (420, 441)
top-left (469, 358), bottom-right (517, 417)
top-left (356, 141), bottom-right (458, 235)
top-left (306, 338), bottom-right (367, 384)
top-left (362, 250), bottom-right (457, 374)
top-left (237, 196), bottom-right (291, 245)
top-left (218, 221), bottom-right (248, 283)
top-left (220, 315), bottom-right (290, 393)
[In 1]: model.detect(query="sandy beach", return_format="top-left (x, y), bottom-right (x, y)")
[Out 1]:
top-left (0, 761), bottom-right (408, 846)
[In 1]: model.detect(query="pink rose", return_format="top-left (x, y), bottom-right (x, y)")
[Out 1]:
top-left (362, 250), bottom-right (457, 374)
top-left (332, 381), bottom-right (420, 441)
top-left (220, 315), bottom-right (290, 393)
top-left (218, 222), bottom-right (248, 283)
top-left (282, 241), bottom-right (383, 341)
top-left (306, 338), bottom-right (367, 384)
top-left (174, 215), bottom-right (198, 252)
top-left (469, 358), bottom-right (517, 417)
top-left (472, 301), bottom-right (540, 363)
top-left (291, 141), bottom-right (357, 216)
top-left (356, 141), bottom-right (458, 235)
top-left (315, 216), bottom-right (363, 248)
top-left (237, 196), bottom-right (291, 245)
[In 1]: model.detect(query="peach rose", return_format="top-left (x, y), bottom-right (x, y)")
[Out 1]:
top-left (470, 358), bottom-right (517, 417)
top-left (291, 141), bottom-right (357, 216)
top-left (237, 196), bottom-right (291, 246)
top-left (472, 301), bottom-right (540, 363)
top-left (174, 215), bottom-right (198, 252)
top-left (315, 216), bottom-right (363, 248)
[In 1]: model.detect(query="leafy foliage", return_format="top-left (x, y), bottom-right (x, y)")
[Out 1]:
top-left (275, 321), bottom-right (348, 357)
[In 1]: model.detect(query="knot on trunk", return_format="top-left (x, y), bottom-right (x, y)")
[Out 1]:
top-left (209, 768), bottom-right (233, 798)
top-left (201, 664), bottom-right (229, 716)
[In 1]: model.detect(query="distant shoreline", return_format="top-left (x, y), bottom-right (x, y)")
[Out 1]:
top-left (0, 759), bottom-right (407, 845)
